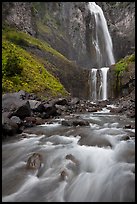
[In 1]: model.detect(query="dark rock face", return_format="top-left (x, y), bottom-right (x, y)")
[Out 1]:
top-left (2, 2), bottom-right (36, 36)
top-left (97, 2), bottom-right (135, 62)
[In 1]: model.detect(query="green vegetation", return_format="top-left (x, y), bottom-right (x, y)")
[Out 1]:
top-left (2, 38), bottom-right (68, 97)
top-left (2, 49), bottom-right (23, 77)
top-left (113, 53), bottom-right (135, 97)
top-left (114, 53), bottom-right (135, 76)
top-left (36, 21), bottom-right (51, 35)
top-left (3, 29), bottom-right (69, 62)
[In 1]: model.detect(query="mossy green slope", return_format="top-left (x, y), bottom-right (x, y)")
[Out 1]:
top-left (2, 34), bottom-right (68, 97)
top-left (111, 53), bottom-right (135, 97)
top-left (114, 53), bottom-right (135, 76)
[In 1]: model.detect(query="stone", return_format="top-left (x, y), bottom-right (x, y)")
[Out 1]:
top-left (26, 153), bottom-right (43, 170)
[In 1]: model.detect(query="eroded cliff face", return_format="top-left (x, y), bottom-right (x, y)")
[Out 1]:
top-left (97, 2), bottom-right (135, 61)
top-left (2, 2), bottom-right (36, 36)
top-left (38, 2), bottom-right (135, 67)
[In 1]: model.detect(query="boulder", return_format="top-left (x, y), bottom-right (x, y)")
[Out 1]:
top-left (54, 98), bottom-right (68, 106)
top-left (110, 106), bottom-right (123, 113)
top-left (33, 103), bottom-right (45, 113)
top-left (69, 97), bottom-right (80, 105)
top-left (13, 101), bottom-right (31, 119)
top-left (42, 104), bottom-right (59, 119)
top-left (61, 119), bottom-right (90, 126)
top-left (10, 116), bottom-right (22, 126)
top-left (65, 154), bottom-right (79, 165)
top-left (26, 153), bottom-right (43, 170)
top-left (28, 100), bottom-right (42, 110)
top-left (2, 92), bottom-right (31, 119)
top-left (2, 116), bottom-right (18, 136)
top-left (60, 169), bottom-right (69, 181)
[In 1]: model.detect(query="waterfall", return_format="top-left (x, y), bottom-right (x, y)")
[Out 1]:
top-left (100, 67), bottom-right (109, 100)
top-left (89, 2), bottom-right (115, 101)
top-left (88, 2), bottom-right (115, 67)
top-left (91, 68), bottom-right (97, 100)
top-left (91, 68), bottom-right (109, 101)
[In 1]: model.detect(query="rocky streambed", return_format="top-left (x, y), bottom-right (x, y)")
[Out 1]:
top-left (2, 101), bottom-right (135, 202)
top-left (2, 90), bottom-right (135, 139)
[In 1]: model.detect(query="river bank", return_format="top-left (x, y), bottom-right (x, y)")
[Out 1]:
top-left (2, 89), bottom-right (135, 139)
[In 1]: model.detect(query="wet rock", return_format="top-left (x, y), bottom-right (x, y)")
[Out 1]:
top-left (61, 119), bottom-right (90, 126)
top-left (26, 153), bottom-right (43, 170)
top-left (110, 106), bottom-right (123, 113)
top-left (126, 109), bottom-right (135, 118)
top-left (55, 104), bottom-right (68, 115)
top-left (28, 100), bottom-right (42, 110)
top-left (2, 117), bottom-right (19, 136)
top-left (2, 111), bottom-right (13, 119)
top-left (60, 169), bottom-right (69, 181)
top-left (35, 117), bottom-right (45, 125)
top-left (42, 104), bottom-right (59, 119)
top-left (23, 116), bottom-right (36, 128)
top-left (124, 124), bottom-right (132, 129)
top-left (33, 103), bottom-right (45, 113)
top-left (2, 93), bottom-right (27, 112)
top-left (13, 90), bottom-right (26, 100)
top-left (61, 120), bottom-right (72, 126)
top-left (97, 100), bottom-right (108, 107)
top-left (13, 101), bottom-right (31, 120)
top-left (65, 154), bottom-right (79, 165)
top-left (54, 98), bottom-right (68, 106)
top-left (72, 119), bottom-right (90, 126)
top-left (23, 116), bottom-right (45, 127)
top-left (10, 116), bottom-right (22, 126)
top-left (120, 135), bottom-right (130, 141)
top-left (87, 107), bottom-right (100, 112)
top-left (69, 97), bottom-right (80, 105)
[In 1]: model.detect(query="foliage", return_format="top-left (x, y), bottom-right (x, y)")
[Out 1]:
top-left (2, 49), bottom-right (23, 77)
top-left (3, 29), bottom-right (69, 62)
top-left (2, 38), bottom-right (68, 97)
top-left (113, 53), bottom-right (135, 97)
top-left (114, 53), bottom-right (135, 76)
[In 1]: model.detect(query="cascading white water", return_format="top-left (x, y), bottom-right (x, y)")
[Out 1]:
top-left (91, 68), bottom-right (109, 101)
top-left (2, 113), bottom-right (135, 202)
top-left (91, 68), bottom-right (97, 100)
top-left (89, 2), bottom-right (115, 101)
top-left (88, 2), bottom-right (115, 67)
top-left (100, 67), bottom-right (109, 100)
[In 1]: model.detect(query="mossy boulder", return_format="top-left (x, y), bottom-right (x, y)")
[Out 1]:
top-left (108, 54), bottom-right (135, 98)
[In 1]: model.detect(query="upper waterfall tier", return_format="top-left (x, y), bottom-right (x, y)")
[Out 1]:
top-left (88, 2), bottom-right (115, 67)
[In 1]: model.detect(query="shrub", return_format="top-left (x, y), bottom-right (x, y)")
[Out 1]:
top-left (3, 50), bottom-right (23, 77)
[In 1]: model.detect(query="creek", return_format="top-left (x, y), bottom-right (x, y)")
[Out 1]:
top-left (2, 107), bottom-right (135, 202)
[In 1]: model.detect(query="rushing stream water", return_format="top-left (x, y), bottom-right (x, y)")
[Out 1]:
top-left (2, 107), bottom-right (135, 202)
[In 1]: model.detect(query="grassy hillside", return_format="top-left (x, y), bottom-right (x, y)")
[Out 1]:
top-left (2, 28), bottom-right (69, 98)
top-left (2, 27), bottom-right (90, 99)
